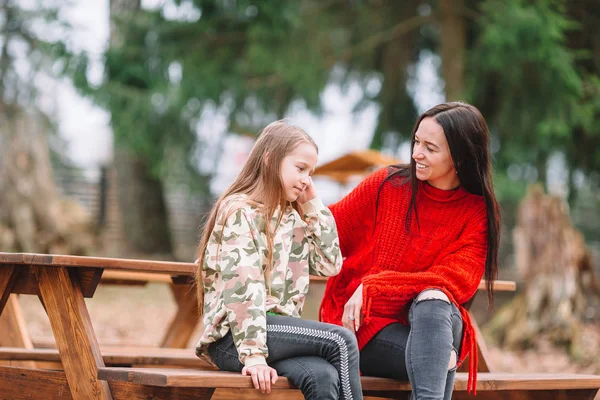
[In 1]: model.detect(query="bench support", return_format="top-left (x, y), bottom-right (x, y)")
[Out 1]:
top-left (160, 283), bottom-right (199, 348)
top-left (0, 295), bottom-right (36, 368)
top-left (36, 266), bottom-right (112, 400)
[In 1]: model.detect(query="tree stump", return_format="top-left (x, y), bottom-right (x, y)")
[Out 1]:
top-left (485, 184), bottom-right (599, 357)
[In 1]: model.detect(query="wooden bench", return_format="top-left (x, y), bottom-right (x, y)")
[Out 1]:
top-left (94, 368), bottom-right (600, 400)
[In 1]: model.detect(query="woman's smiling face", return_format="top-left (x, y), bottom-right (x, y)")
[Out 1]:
top-left (412, 117), bottom-right (460, 190)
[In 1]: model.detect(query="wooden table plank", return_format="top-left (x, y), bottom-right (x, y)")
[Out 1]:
top-left (0, 346), bottom-right (215, 369)
top-left (0, 253), bottom-right (195, 275)
top-left (36, 266), bottom-right (112, 400)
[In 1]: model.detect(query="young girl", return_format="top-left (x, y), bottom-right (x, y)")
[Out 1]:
top-left (195, 121), bottom-right (363, 400)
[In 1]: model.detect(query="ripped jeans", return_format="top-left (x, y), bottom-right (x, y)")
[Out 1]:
top-left (360, 289), bottom-right (463, 400)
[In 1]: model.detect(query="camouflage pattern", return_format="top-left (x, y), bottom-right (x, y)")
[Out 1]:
top-left (195, 194), bottom-right (342, 364)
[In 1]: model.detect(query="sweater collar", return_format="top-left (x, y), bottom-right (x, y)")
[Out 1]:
top-left (419, 180), bottom-right (470, 203)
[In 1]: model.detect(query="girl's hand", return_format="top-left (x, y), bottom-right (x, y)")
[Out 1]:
top-left (297, 177), bottom-right (317, 204)
top-left (342, 283), bottom-right (363, 332)
top-left (241, 364), bottom-right (279, 394)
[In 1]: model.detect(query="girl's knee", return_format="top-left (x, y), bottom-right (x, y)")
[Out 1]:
top-left (296, 362), bottom-right (339, 399)
top-left (331, 324), bottom-right (359, 349)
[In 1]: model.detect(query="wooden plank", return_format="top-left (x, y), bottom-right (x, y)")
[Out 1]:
top-left (109, 382), bottom-right (215, 400)
top-left (0, 295), bottom-right (36, 368)
top-left (449, 390), bottom-right (599, 400)
top-left (0, 252), bottom-right (195, 275)
top-left (98, 368), bottom-right (600, 391)
top-left (0, 366), bottom-right (73, 400)
top-left (160, 284), bottom-right (199, 348)
top-left (36, 266), bottom-right (112, 400)
top-left (0, 264), bottom-right (18, 313)
top-left (74, 267), bottom-right (104, 297)
top-left (101, 270), bottom-right (172, 286)
top-left (11, 266), bottom-right (40, 295)
top-left (0, 347), bottom-right (216, 369)
top-left (99, 368), bottom-right (295, 389)
top-left (459, 373), bottom-right (600, 391)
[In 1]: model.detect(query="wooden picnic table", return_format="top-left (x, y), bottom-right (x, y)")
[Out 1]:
top-left (0, 252), bottom-right (515, 400)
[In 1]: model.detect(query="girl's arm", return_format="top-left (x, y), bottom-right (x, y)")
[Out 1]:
top-left (213, 207), bottom-right (269, 367)
top-left (361, 207), bottom-right (488, 319)
top-left (299, 197), bottom-right (343, 277)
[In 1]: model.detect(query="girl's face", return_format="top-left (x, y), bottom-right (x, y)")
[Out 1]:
top-left (280, 142), bottom-right (318, 202)
top-left (412, 117), bottom-right (460, 190)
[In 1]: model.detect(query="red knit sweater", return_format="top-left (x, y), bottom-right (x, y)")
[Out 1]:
top-left (320, 167), bottom-right (488, 394)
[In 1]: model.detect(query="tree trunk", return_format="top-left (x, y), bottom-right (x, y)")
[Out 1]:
top-left (0, 107), bottom-right (95, 254)
top-left (370, 1), bottom-right (420, 148)
top-left (439, 0), bottom-right (466, 101)
top-left (485, 185), bottom-right (599, 356)
top-left (109, 0), bottom-right (173, 257)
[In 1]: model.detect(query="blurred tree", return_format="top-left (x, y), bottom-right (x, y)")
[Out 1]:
top-left (105, 0), bottom-right (175, 257)
top-left (73, 0), bottom-right (336, 257)
top-left (468, 0), bottom-right (600, 203)
top-left (0, 0), bottom-right (94, 254)
top-left (69, 0), bottom-right (599, 255)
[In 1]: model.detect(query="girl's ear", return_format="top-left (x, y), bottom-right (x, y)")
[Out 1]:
top-left (264, 151), bottom-right (269, 165)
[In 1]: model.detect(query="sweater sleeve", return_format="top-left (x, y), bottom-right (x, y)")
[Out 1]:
top-left (210, 207), bottom-right (268, 366)
top-left (299, 197), bottom-right (343, 277)
top-left (329, 168), bottom-right (388, 258)
top-left (361, 207), bottom-right (488, 319)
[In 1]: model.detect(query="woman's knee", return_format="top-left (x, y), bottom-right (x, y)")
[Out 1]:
top-left (415, 289), bottom-right (451, 304)
top-left (411, 289), bottom-right (453, 318)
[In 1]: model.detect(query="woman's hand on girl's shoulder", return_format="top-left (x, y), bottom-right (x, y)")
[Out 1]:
top-left (241, 364), bottom-right (279, 394)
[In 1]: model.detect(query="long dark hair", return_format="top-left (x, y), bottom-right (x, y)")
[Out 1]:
top-left (377, 102), bottom-right (500, 306)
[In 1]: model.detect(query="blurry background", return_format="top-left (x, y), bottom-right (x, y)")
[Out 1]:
top-left (0, 0), bottom-right (598, 378)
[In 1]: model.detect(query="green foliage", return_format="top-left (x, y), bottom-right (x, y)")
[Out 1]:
top-left (468, 0), bottom-right (600, 185)
top-left (0, 1), bottom-right (74, 110)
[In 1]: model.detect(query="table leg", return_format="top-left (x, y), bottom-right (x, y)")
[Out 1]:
top-left (160, 283), bottom-right (199, 348)
top-left (36, 266), bottom-right (112, 400)
top-left (0, 295), bottom-right (36, 368)
top-left (0, 265), bottom-right (18, 314)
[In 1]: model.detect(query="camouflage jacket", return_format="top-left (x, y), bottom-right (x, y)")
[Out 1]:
top-left (195, 194), bottom-right (342, 367)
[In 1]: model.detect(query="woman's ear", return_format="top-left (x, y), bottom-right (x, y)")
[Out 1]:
top-left (264, 151), bottom-right (269, 166)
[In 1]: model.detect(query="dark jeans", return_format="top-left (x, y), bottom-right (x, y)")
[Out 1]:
top-left (360, 292), bottom-right (463, 400)
top-left (208, 315), bottom-right (363, 400)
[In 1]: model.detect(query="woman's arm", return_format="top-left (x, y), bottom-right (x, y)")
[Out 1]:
top-left (329, 168), bottom-right (388, 258)
top-left (300, 197), bottom-right (343, 277)
top-left (210, 207), bottom-right (269, 367)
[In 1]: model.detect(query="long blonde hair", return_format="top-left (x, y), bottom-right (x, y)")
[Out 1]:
top-left (195, 120), bottom-right (318, 315)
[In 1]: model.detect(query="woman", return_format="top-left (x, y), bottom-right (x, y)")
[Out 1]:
top-left (320, 102), bottom-right (500, 399)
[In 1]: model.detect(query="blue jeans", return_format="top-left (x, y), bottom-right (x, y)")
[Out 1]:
top-left (208, 315), bottom-right (363, 400)
top-left (360, 291), bottom-right (463, 400)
